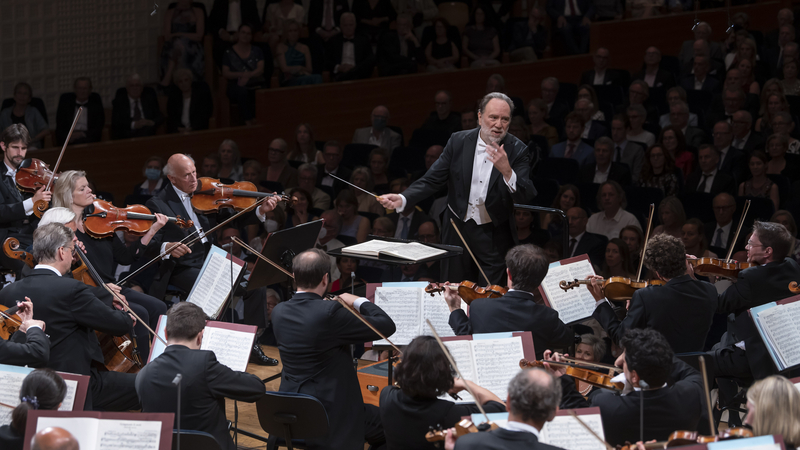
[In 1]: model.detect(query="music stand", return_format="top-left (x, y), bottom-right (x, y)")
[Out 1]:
top-left (247, 220), bottom-right (323, 291)
top-left (326, 235), bottom-right (463, 265)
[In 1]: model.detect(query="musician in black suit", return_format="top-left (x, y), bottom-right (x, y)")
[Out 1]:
top-left (379, 93), bottom-right (536, 284)
top-left (565, 206), bottom-right (607, 268)
top-left (445, 244), bottom-right (574, 360)
top-left (316, 141), bottom-right (353, 197)
top-left (448, 369), bottom-right (565, 450)
top-left (55, 77), bottom-right (104, 145)
top-left (0, 299), bottom-right (49, 368)
top-left (709, 221), bottom-right (800, 380)
top-left (326, 13), bottom-right (375, 82)
top-left (579, 137), bottom-right (632, 187)
top-left (589, 234), bottom-right (717, 353)
top-left (0, 125), bottom-right (51, 275)
top-left (110, 75), bottom-right (164, 140)
top-left (553, 329), bottom-right (707, 447)
top-left (683, 145), bottom-right (737, 197)
top-left (135, 302), bottom-right (265, 450)
top-left (272, 249), bottom-right (396, 450)
top-left (166, 71), bottom-right (213, 133)
top-left (0, 223), bottom-right (138, 411)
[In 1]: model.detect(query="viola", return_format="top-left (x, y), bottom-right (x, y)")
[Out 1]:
top-left (687, 257), bottom-right (755, 280)
top-left (559, 277), bottom-right (665, 301)
top-left (15, 158), bottom-right (58, 217)
top-left (83, 199), bottom-right (193, 239)
top-left (3, 237), bottom-right (35, 270)
top-left (0, 304), bottom-right (22, 341)
top-left (519, 359), bottom-right (623, 392)
top-left (424, 281), bottom-right (508, 305)
top-left (191, 177), bottom-right (295, 214)
top-left (425, 419), bottom-right (499, 443)
top-left (790, 281), bottom-right (800, 294)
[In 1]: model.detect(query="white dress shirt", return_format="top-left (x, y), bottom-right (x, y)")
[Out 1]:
top-left (181, 98), bottom-right (191, 129)
top-left (321, 166), bottom-right (340, 187)
top-left (586, 209), bottom-right (641, 241)
top-left (367, 129), bottom-right (384, 147)
top-left (593, 164), bottom-right (611, 184)
top-left (732, 131), bottom-right (750, 150)
top-left (5, 162), bottom-right (34, 215)
top-left (694, 76), bottom-right (705, 90)
top-left (34, 264), bottom-right (62, 277)
top-left (593, 70), bottom-right (606, 85)
top-left (128, 96), bottom-right (145, 129)
top-left (504, 421), bottom-right (540, 437)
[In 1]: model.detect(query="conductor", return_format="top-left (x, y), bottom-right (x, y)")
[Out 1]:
top-left (379, 93), bottom-right (536, 284)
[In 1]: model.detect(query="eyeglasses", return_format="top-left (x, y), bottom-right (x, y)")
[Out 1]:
top-left (268, 147), bottom-right (285, 154)
top-left (746, 241), bottom-right (764, 248)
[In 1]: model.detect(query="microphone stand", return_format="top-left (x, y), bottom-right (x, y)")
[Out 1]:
top-left (172, 373), bottom-right (183, 450)
top-left (513, 204), bottom-right (569, 256)
top-left (639, 379), bottom-right (649, 444)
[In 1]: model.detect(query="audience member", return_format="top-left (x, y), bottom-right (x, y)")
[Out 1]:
top-left (421, 90), bottom-right (461, 134)
top-left (159, 0), bottom-right (206, 85)
top-left (610, 115), bottom-right (645, 182)
top-left (0, 369), bottom-right (66, 450)
top-left (566, 206), bottom-right (607, 267)
top-left (217, 139), bottom-right (243, 181)
top-left (668, 102), bottom-right (707, 149)
top-left (725, 36), bottom-right (758, 71)
top-left (307, 0), bottom-right (349, 43)
top-left (111, 74), bottom-right (163, 140)
top-left (335, 190), bottom-right (371, 242)
top-left (766, 26), bottom-right (796, 75)
top-left (601, 237), bottom-right (634, 279)
top-left (296, 163), bottom-right (331, 210)
top-left (350, 167), bottom-right (385, 215)
top-left (133, 156), bottom-right (167, 197)
top-left (659, 87), bottom-right (699, 128)
top-left (508, 117), bottom-right (531, 151)
top-left (208, 0), bottom-right (261, 66)
top-left (580, 137), bottom-right (632, 186)
top-left (705, 88), bottom-right (746, 130)
top-left (577, 85), bottom-right (605, 121)
top-left (55, 77), bottom-right (104, 145)
top-left (770, 112), bottom-right (800, 154)
top-left (624, 80), bottom-right (659, 125)
top-left (632, 46), bottom-right (675, 89)
top-left (638, 144), bottom-right (682, 197)
top-left (678, 22), bottom-right (724, 67)
top-left (262, 0), bottom-right (305, 51)
top-left (286, 188), bottom-right (320, 227)
top-left (580, 47), bottom-right (619, 86)
top-left (242, 159), bottom-right (264, 188)
top-left (222, 24), bottom-right (266, 126)
top-left (705, 192), bottom-right (740, 253)
top-left (353, 105), bottom-right (402, 152)
top-left (739, 150), bottom-right (780, 210)
top-left (771, 210), bottom-right (800, 263)
top-left (755, 93), bottom-right (790, 134)
top-left (626, 104), bottom-right (655, 148)
top-left (317, 140), bottom-right (353, 196)
top-left (425, 18), bottom-right (460, 72)
top-left (388, 195), bottom-right (429, 240)
top-left (541, 184), bottom-right (580, 237)
top-left (509, 6), bottom-right (547, 62)
top-left (541, 77), bottom-right (571, 127)
top-left (550, 112), bottom-right (595, 166)
top-left (166, 68), bottom-right (213, 133)
top-left (731, 110), bottom-right (764, 152)
top-left (587, 181), bottom-right (642, 240)
top-left (528, 99), bottom-right (559, 147)
top-left (289, 123), bottom-right (323, 164)
top-left (684, 145), bottom-right (736, 195)
top-left (393, 0), bottom-right (437, 36)
top-left (462, 6), bottom-right (500, 68)
top-left (712, 121), bottom-right (747, 184)
top-left (461, 107), bottom-right (478, 130)
top-left (766, 134), bottom-right (800, 182)
top-left (682, 218), bottom-right (716, 258)
top-left (201, 152), bottom-right (221, 178)
top-left (514, 209), bottom-right (549, 247)
top-left (277, 20), bottom-right (323, 86)
top-left (326, 12), bottom-right (376, 81)
top-left (546, 0), bottom-right (593, 55)
top-left (765, 8), bottom-right (794, 49)
top-left (736, 58), bottom-right (760, 95)
top-left (352, 0), bottom-right (396, 43)
top-left (372, 216), bottom-right (395, 237)
top-left (680, 56), bottom-right (721, 93)
top-left (368, 147), bottom-right (391, 192)
top-left (411, 144), bottom-right (444, 180)
top-left (330, 256), bottom-right (364, 291)
top-left (659, 125), bottom-right (695, 177)
top-left (1, 83), bottom-right (49, 150)
top-left (620, 224), bottom-right (644, 269)
top-left (780, 59), bottom-right (800, 95)
top-left (318, 210), bottom-right (348, 278)
top-left (376, 14), bottom-right (421, 77)
top-left (264, 138), bottom-right (298, 188)
top-left (652, 196), bottom-right (686, 238)
top-left (575, 98), bottom-right (608, 140)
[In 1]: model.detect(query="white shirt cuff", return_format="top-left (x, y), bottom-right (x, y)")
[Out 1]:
top-left (255, 204), bottom-right (267, 223)
top-left (504, 171), bottom-right (517, 193)
top-left (353, 297), bottom-right (369, 312)
top-left (131, 120), bottom-right (137, 129)
top-left (594, 298), bottom-right (610, 309)
top-left (735, 340), bottom-right (746, 351)
top-left (396, 194), bottom-right (408, 213)
top-left (23, 198), bottom-right (34, 216)
top-left (26, 324), bottom-right (42, 331)
top-left (160, 243), bottom-right (172, 260)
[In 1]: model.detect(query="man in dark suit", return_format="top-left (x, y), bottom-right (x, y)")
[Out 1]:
top-left (110, 74), bottom-right (164, 140)
top-left (272, 249), bottom-right (396, 450)
top-left (388, 206), bottom-right (429, 240)
top-left (541, 77), bottom-right (571, 131)
top-left (550, 113), bottom-right (596, 167)
top-left (0, 125), bottom-right (50, 275)
top-left (579, 137), bottom-right (632, 187)
top-left (574, 99), bottom-right (608, 141)
top-left (705, 193), bottom-right (748, 260)
top-left (135, 302), bottom-right (265, 450)
top-left (590, 234), bottom-right (717, 353)
top-left (379, 93), bottom-right (536, 284)
top-left (146, 154), bottom-right (279, 365)
top-left (764, 8), bottom-right (794, 50)
top-left (166, 73), bottom-right (213, 133)
top-left (731, 110), bottom-right (764, 153)
top-left (610, 115), bottom-right (645, 182)
top-left (55, 77), bottom-right (104, 145)
top-left (709, 221), bottom-right (800, 381)
top-left (326, 13), bottom-right (374, 82)
top-left (566, 206), bottom-right (607, 268)
top-left (316, 141), bottom-right (353, 197)
top-left (208, 0), bottom-right (261, 66)
top-left (680, 56), bottom-right (721, 93)
top-left (554, 329), bottom-right (707, 446)
top-left (579, 47), bottom-right (619, 86)
top-left (308, 0), bottom-right (349, 43)
top-left (376, 14), bottom-right (420, 77)
top-left (712, 121), bottom-right (747, 184)
top-left (684, 146), bottom-right (737, 197)
top-left (449, 369), bottom-right (565, 450)
top-left (631, 46), bottom-right (675, 90)
top-left (445, 244), bottom-right (574, 360)
top-left (0, 223), bottom-right (137, 411)
top-left (546, 0), bottom-right (594, 55)
top-left (704, 87), bottom-right (745, 131)
top-left (764, 27), bottom-right (797, 77)
top-left (0, 299), bottom-right (49, 368)
top-left (420, 91), bottom-right (461, 135)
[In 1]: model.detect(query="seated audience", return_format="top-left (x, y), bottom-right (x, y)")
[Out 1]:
top-left (577, 85), bottom-right (606, 121)
top-left (771, 210), bottom-right (800, 264)
top-left (580, 47), bottom-right (620, 86)
top-left (461, 107), bottom-right (478, 130)
top-left (421, 90), bottom-right (461, 134)
top-left (388, 197), bottom-right (429, 239)
top-left (586, 181), bottom-right (642, 240)
top-left (528, 99), bottom-right (559, 147)
top-left (286, 188), bottom-right (320, 227)
top-left (579, 137), bottom-right (632, 186)
top-left (626, 104), bottom-right (655, 148)
top-left (350, 167), bottom-right (385, 216)
top-left (277, 20), bottom-right (323, 86)
top-left (295, 163), bottom-right (331, 210)
top-left (201, 152), bottom-right (221, 178)
top-left (288, 123), bottom-right (323, 164)
top-left (307, 0), bottom-right (348, 43)
top-left (550, 112), bottom-right (595, 167)
top-left (620, 224), bottom-right (644, 270)
top-left (705, 192), bottom-right (741, 254)
top-left (353, 106), bottom-right (402, 153)
top-left (462, 6), bottom-right (500, 68)
top-left (0, 370), bottom-right (67, 450)
top-left (680, 55), bottom-right (720, 93)
top-left (369, 147), bottom-right (391, 192)
top-left (704, 87), bottom-right (746, 131)
top-left (222, 24), bottom-right (265, 126)
top-left (55, 77), bottom-right (104, 145)
top-left (541, 184), bottom-right (580, 238)
top-left (724, 35), bottom-right (757, 70)
top-left (667, 103), bottom-right (707, 150)
top-left (684, 145), bottom-right (736, 196)
top-left (111, 74), bottom-right (164, 140)
top-left (736, 57), bottom-right (760, 95)
top-left (755, 88), bottom-right (789, 133)
top-left (770, 111), bottom-right (800, 154)
top-left (547, 0), bottom-right (593, 55)
top-left (425, 18), bottom-right (460, 72)
top-left (335, 190), bottom-right (371, 242)
top-left (326, 13), bottom-right (375, 81)
top-left (0, 83), bottom-right (48, 149)
top-left (632, 46), bottom-right (675, 89)
top-left (393, 0), bottom-right (437, 36)
top-left (242, 159), bottom-right (264, 188)
top-left (566, 206), bottom-right (608, 267)
top-left (217, 139), bottom-right (243, 181)
top-left (262, 0), bottom-right (305, 51)
top-left (731, 110), bottom-right (764, 153)
top-left (610, 115), bottom-right (645, 182)
top-left (159, 0), bottom-right (205, 85)
top-left (712, 121), bottom-right (747, 184)
top-left (377, 14), bottom-right (421, 77)
top-left (514, 208), bottom-right (549, 246)
top-left (652, 196), bottom-right (686, 238)
top-left (166, 68), bottom-right (213, 133)
top-left (265, 138), bottom-right (299, 188)
top-left (659, 87), bottom-right (699, 128)
top-left (352, 0), bottom-right (396, 43)
top-left (638, 143), bottom-right (682, 197)
top-left (208, 0), bottom-right (262, 66)
top-left (541, 76), bottom-right (571, 128)
top-left (575, 98), bottom-right (608, 140)
top-left (744, 376), bottom-right (800, 448)
top-left (624, 80), bottom-right (659, 125)
top-left (781, 59), bottom-right (800, 95)
top-left (740, 150), bottom-right (780, 210)
top-left (509, 6), bottom-right (547, 62)
top-left (330, 256), bottom-right (366, 291)
top-left (133, 156), bottom-right (167, 197)
top-left (682, 218), bottom-right (717, 258)
top-left (317, 140), bottom-right (353, 196)
top-left (600, 237), bottom-right (635, 279)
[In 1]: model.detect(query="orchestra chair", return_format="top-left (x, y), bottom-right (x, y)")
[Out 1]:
top-left (172, 430), bottom-right (222, 450)
top-left (257, 391), bottom-right (330, 450)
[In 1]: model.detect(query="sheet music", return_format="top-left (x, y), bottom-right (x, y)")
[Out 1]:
top-left (422, 291), bottom-right (465, 338)
top-left (540, 260), bottom-right (597, 324)
top-left (188, 251), bottom-right (243, 318)
top-left (441, 340), bottom-right (477, 404)
top-left (470, 337), bottom-right (525, 401)
top-left (201, 326), bottom-right (255, 372)
top-left (341, 240), bottom-right (405, 256)
top-left (59, 379), bottom-right (78, 412)
top-left (0, 367), bottom-right (79, 427)
top-left (373, 287), bottom-right (421, 345)
top-left (540, 414), bottom-right (607, 450)
top-left (380, 242), bottom-right (447, 260)
top-left (758, 305), bottom-right (800, 369)
top-left (36, 417), bottom-right (162, 450)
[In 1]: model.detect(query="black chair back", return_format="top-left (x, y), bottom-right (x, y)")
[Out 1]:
top-left (256, 391), bottom-right (329, 450)
top-left (172, 430), bottom-right (222, 450)
top-left (557, 83), bottom-right (578, 108)
top-left (679, 192), bottom-right (715, 224)
top-left (388, 145), bottom-right (426, 176)
top-left (536, 158), bottom-right (580, 185)
top-left (409, 128), bottom-right (452, 149)
top-left (530, 176), bottom-right (560, 207)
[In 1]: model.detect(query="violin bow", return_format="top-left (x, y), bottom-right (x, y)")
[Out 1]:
top-left (425, 318), bottom-right (493, 425)
top-left (698, 356), bottom-right (717, 436)
top-left (725, 199), bottom-right (750, 262)
top-left (568, 410), bottom-right (614, 450)
top-left (636, 203), bottom-right (655, 282)
top-left (334, 295), bottom-right (402, 355)
top-left (449, 219), bottom-right (491, 286)
top-left (560, 357), bottom-right (621, 374)
top-left (327, 173), bottom-right (383, 200)
top-left (32, 108), bottom-right (82, 216)
top-left (0, 401), bottom-right (15, 410)
top-left (230, 236), bottom-right (294, 279)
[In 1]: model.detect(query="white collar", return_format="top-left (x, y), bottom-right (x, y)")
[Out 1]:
top-left (737, 131), bottom-right (751, 142)
top-left (504, 421), bottom-right (540, 438)
top-left (477, 134), bottom-right (488, 153)
top-left (34, 264), bottom-right (62, 277)
top-left (595, 164), bottom-right (611, 175)
top-left (4, 162), bottom-right (15, 176)
top-left (172, 184), bottom-right (192, 201)
top-left (702, 168), bottom-right (718, 177)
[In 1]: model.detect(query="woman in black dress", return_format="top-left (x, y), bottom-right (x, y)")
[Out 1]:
top-left (0, 370), bottom-right (66, 450)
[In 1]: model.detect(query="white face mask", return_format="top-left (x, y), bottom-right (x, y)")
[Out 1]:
top-left (264, 219), bottom-right (279, 233)
top-left (317, 226), bottom-right (327, 240)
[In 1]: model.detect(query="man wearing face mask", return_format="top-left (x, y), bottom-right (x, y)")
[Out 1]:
top-left (352, 105), bottom-right (402, 153)
top-left (379, 93), bottom-right (536, 284)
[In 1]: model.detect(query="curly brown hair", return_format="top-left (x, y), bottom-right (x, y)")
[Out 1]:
top-left (644, 233), bottom-right (686, 279)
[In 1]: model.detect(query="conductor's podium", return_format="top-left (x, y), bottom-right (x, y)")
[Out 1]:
top-left (357, 359), bottom-right (396, 406)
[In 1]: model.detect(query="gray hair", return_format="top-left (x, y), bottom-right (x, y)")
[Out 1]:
top-left (478, 92), bottom-right (514, 116)
top-left (541, 77), bottom-right (560, 90)
top-left (265, 288), bottom-right (281, 300)
top-left (51, 170), bottom-right (87, 209)
top-left (507, 369), bottom-right (561, 424)
top-left (627, 104), bottom-right (647, 117)
top-left (595, 136), bottom-right (614, 151)
top-left (33, 223), bottom-right (74, 263)
top-left (298, 163), bottom-right (318, 177)
top-left (579, 334), bottom-right (607, 361)
top-left (163, 154), bottom-right (195, 177)
top-left (38, 207), bottom-right (77, 228)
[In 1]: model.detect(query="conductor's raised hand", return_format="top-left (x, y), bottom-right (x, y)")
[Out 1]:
top-left (378, 193), bottom-right (403, 210)
top-left (485, 142), bottom-right (512, 180)
top-left (258, 195), bottom-right (280, 215)
top-left (165, 242), bottom-right (191, 258)
top-left (585, 275), bottom-right (606, 301)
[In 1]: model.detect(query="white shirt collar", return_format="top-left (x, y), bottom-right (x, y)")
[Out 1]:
top-left (34, 264), bottom-right (62, 277)
top-left (504, 421), bottom-right (540, 437)
top-left (477, 135), bottom-right (488, 153)
top-left (595, 164), bottom-right (611, 175)
top-left (4, 162), bottom-right (15, 176)
top-left (172, 183), bottom-right (192, 201)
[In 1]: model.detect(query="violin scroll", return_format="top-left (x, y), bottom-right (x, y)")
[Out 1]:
top-left (789, 281), bottom-right (800, 294)
top-left (3, 237), bottom-right (35, 269)
top-left (559, 279), bottom-right (581, 291)
top-left (173, 216), bottom-right (194, 229)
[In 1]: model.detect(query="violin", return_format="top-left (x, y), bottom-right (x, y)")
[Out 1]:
top-left (519, 359), bottom-right (623, 392)
top-left (191, 177), bottom-right (295, 214)
top-left (559, 277), bottom-right (665, 301)
top-left (790, 281), bottom-right (800, 293)
top-left (83, 199), bottom-right (193, 239)
top-left (617, 428), bottom-right (755, 449)
top-left (15, 158), bottom-right (58, 217)
top-left (687, 258), bottom-right (755, 280)
top-left (424, 281), bottom-right (508, 305)
top-left (3, 237), bottom-right (35, 269)
top-left (425, 419), bottom-right (499, 443)
top-left (0, 304), bottom-right (22, 341)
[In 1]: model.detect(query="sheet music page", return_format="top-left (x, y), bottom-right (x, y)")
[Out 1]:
top-left (97, 418), bottom-right (162, 450)
top-left (540, 414), bottom-right (607, 450)
top-left (373, 287), bottom-right (421, 345)
top-left (36, 417), bottom-right (100, 450)
top-left (422, 291), bottom-right (466, 338)
top-left (540, 260), bottom-right (597, 324)
top-left (201, 326), bottom-right (255, 372)
top-left (341, 240), bottom-right (405, 256)
top-left (470, 337), bottom-right (525, 401)
top-left (188, 251), bottom-right (243, 318)
top-left (0, 369), bottom-right (27, 426)
top-left (380, 242), bottom-right (447, 261)
top-left (59, 379), bottom-right (79, 412)
top-left (759, 305), bottom-right (800, 368)
top-left (440, 340), bottom-right (477, 404)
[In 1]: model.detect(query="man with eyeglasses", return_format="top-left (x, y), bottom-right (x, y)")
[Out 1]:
top-left (316, 140), bottom-right (353, 197)
top-left (352, 105), bottom-right (402, 152)
top-left (704, 193), bottom-right (742, 255)
top-left (421, 90), bottom-right (461, 135)
top-left (684, 146), bottom-right (736, 197)
top-left (704, 88), bottom-right (746, 130)
top-left (730, 110), bottom-right (764, 153)
top-left (265, 138), bottom-right (298, 189)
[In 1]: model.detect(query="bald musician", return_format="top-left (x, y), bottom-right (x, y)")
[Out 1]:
top-left (31, 427), bottom-right (79, 450)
